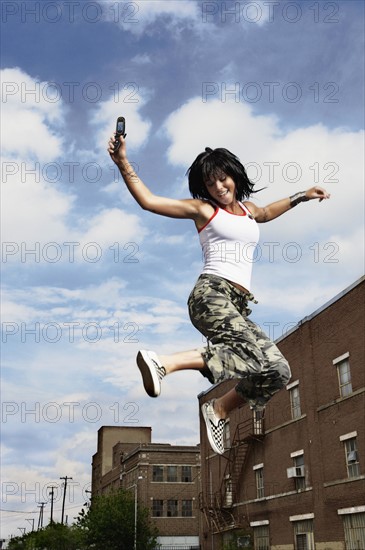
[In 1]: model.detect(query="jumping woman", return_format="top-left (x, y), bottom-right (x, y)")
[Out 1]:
top-left (108, 134), bottom-right (330, 455)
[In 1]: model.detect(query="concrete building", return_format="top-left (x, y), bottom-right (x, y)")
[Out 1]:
top-left (92, 426), bottom-right (201, 549)
top-left (198, 276), bottom-right (365, 549)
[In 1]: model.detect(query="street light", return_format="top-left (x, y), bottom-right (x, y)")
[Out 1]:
top-left (133, 476), bottom-right (143, 550)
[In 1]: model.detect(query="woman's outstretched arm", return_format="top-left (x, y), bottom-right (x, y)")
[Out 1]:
top-left (108, 134), bottom-right (204, 220)
top-left (245, 186), bottom-right (331, 223)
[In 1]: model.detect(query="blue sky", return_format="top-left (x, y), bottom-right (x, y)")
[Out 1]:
top-left (1, 0), bottom-right (364, 539)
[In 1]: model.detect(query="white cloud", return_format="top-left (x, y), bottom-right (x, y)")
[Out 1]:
top-left (77, 207), bottom-right (148, 251)
top-left (1, 279), bottom-right (192, 344)
top-left (103, 0), bottom-right (201, 36)
top-left (0, 67), bottom-right (64, 162)
top-left (91, 87), bottom-right (152, 155)
top-left (163, 97), bottom-right (280, 166)
top-left (1, 156), bottom-right (76, 245)
top-left (1, 181), bottom-right (147, 260)
top-left (131, 53), bottom-right (152, 65)
top-left (1, 67), bottom-right (150, 255)
top-left (1, 436), bottom-right (94, 533)
top-left (162, 97), bottom-right (364, 246)
top-left (102, 0), bottom-right (270, 36)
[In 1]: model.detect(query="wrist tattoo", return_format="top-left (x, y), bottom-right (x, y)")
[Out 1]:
top-left (290, 191), bottom-right (309, 208)
top-left (262, 207), bottom-right (268, 222)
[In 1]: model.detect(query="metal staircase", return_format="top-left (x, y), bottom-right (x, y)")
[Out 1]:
top-left (199, 491), bottom-right (236, 533)
top-left (200, 413), bottom-right (265, 534)
top-left (221, 414), bottom-right (264, 505)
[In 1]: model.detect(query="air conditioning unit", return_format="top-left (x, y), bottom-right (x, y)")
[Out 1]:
top-left (347, 450), bottom-right (358, 463)
top-left (287, 466), bottom-right (305, 478)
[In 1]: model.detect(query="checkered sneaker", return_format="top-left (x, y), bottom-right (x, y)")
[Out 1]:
top-left (136, 350), bottom-right (166, 398)
top-left (201, 400), bottom-right (226, 455)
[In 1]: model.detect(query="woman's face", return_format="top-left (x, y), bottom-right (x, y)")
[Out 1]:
top-left (204, 171), bottom-right (237, 206)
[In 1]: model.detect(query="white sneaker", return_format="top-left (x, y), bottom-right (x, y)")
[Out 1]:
top-left (201, 400), bottom-right (226, 455)
top-left (136, 350), bottom-right (166, 398)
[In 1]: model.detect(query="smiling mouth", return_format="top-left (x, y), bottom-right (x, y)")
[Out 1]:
top-left (217, 190), bottom-right (228, 197)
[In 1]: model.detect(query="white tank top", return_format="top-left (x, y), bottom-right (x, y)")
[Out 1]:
top-left (198, 202), bottom-right (259, 291)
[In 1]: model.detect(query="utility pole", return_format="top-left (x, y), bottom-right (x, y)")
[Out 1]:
top-left (84, 489), bottom-right (92, 508)
top-left (25, 519), bottom-right (35, 531)
top-left (48, 485), bottom-right (57, 524)
top-left (37, 502), bottom-right (46, 530)
top-left (60, 476), bottom-right (72, 525)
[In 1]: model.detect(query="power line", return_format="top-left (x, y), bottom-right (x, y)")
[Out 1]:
top-left (1, 503), bottom-right (84, 515)
top-left (0, 509), bottom-right (38, 514)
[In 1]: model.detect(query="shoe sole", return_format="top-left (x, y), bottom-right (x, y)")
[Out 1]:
top-left (136, 351), bottom-right (160, 398)
top-left (201, 402), bottom-right (225, 455)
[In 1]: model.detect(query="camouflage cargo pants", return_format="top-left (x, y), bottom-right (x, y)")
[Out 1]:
top-left (187, 273), bottom-right (291, 406)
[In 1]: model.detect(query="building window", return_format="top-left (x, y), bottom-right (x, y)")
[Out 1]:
top-left (293, 519), bottom-right (314, 550)
top-left (181, 465), bottom-right (192, 482)
top-left (294, 455), bottom-right (306, 491)
top-left (224, 476), bottom-right (233, 507)
top-left (182, 499), bottom-right (193, 517)
top-left (342, 512), bottom-right (365, 549)
top-left (337, 358), bottom-right (352, 397)
top-left (290, 385), bottom-right (302, 419)
top-left (255, 467), bottom-right (264, 499)
top-left (288, 452), bottom-right (306, 491)
top-left (344, 438), bottom-right (360, 478)
top-left (224, 419), bottom-right (230, 448)
top-left (152, 499), bottom-right (164, 517)
top-left (152, 465), bottom-right (163, 482)
top-left (253, 525), bottom-right (270, 550)
top-left (253, 409), bottom-right (265, 435)
top-left (167, 499), bottom-right (178, 517)
top-left (333, 353), bottom-right (352, 398)
top-left (167, 465), bottom-right (177, 482)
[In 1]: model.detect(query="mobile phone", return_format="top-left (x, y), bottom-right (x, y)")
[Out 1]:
top-left (114, 116), bottom-right (126, 151)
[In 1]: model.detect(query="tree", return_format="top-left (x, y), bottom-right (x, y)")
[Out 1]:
top-left (7, 489), bottom-right (157, 550)
top-left (7, 523), bottom-right (84, 550)
top-left (76, 488), bottom-right (158, 550)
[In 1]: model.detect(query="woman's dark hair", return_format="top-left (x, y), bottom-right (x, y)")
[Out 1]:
top-left (187, 147), bottom-right (257, 201)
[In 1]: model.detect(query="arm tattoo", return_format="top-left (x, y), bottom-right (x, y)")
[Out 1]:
top-left (262, 207), bottom-right (268, 222)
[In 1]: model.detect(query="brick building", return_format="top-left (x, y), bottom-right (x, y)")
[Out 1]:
top-left (198, 276), bottom-right (365, 549)
top-left (92, 426), bottom-right (201, 549)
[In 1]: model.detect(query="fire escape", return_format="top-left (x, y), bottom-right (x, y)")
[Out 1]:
top-left (200, 411), bottom-right (265, 534)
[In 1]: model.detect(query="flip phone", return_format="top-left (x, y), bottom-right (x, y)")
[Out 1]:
top-left (114, 116), bottom-right (126, 152)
